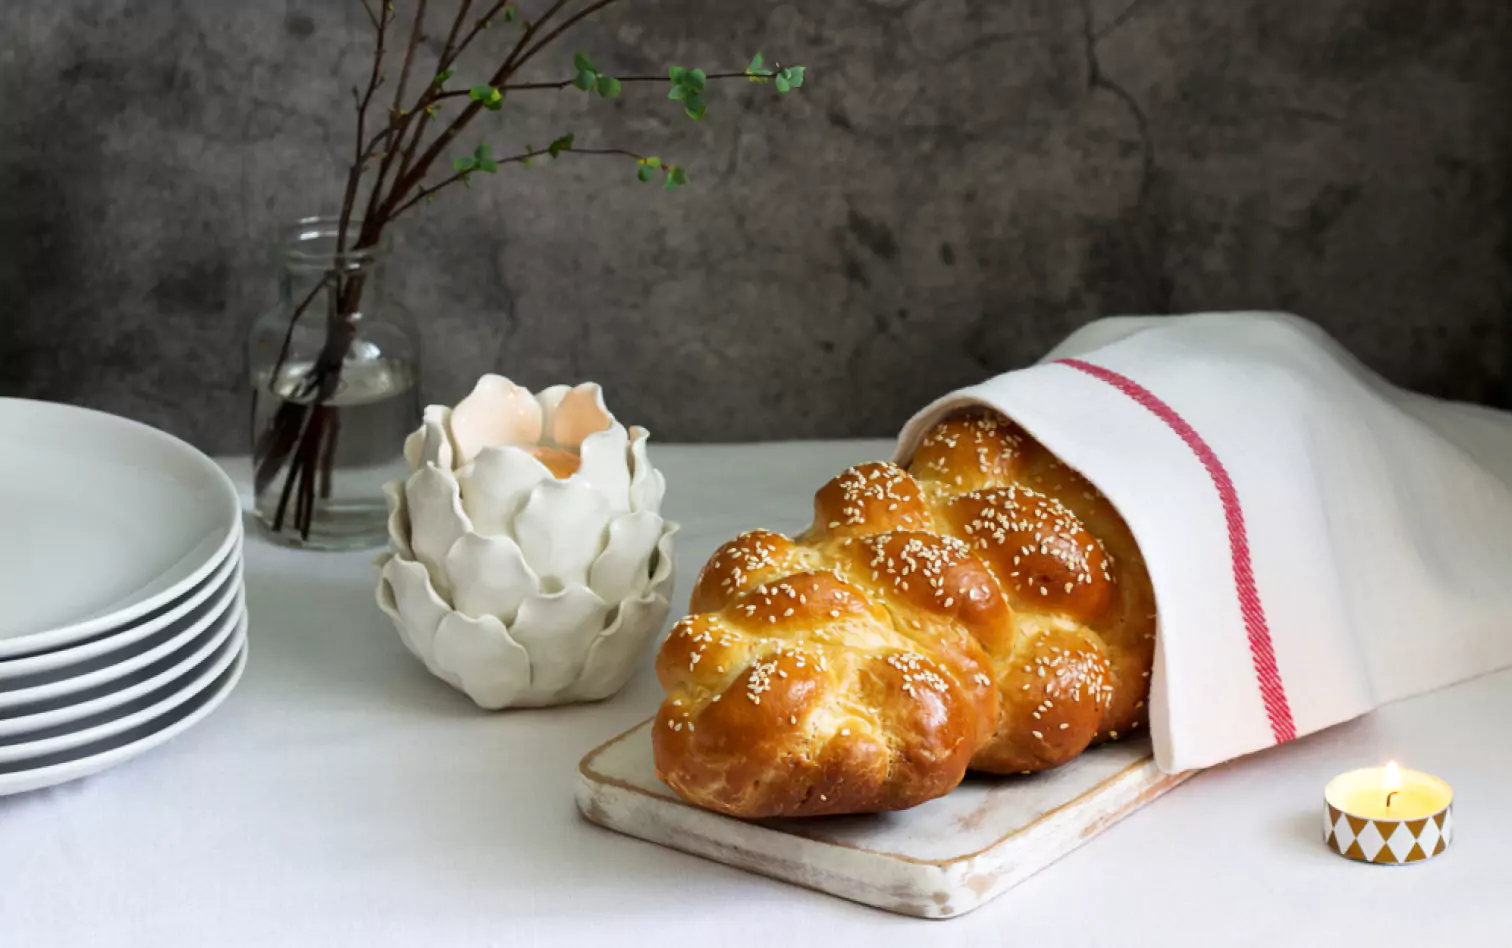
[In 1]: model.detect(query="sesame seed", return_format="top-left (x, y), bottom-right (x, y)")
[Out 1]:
top-left (1032, 730), bottom-right (1044, 740)
top-left (841, 728), bottom-right (851, 736)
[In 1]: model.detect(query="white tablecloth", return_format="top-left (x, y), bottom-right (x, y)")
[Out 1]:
top-left (2, 443), bottom-right (1508, 947)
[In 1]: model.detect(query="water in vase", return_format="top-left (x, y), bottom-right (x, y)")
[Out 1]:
top-left (252, 357), bottom-right (420, 550)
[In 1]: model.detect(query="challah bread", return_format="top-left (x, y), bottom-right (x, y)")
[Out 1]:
top-left (654, 409), bottom-right (1155, 817)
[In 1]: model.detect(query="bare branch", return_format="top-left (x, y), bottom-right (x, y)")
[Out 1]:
top-left (385, 0), bottom-right (473, 201)
top-left (504, 70), bottom-right (753, 91)
top-left (390, 0), bottom-right (429, 116)
top-left (438, 0), bottom-right (475, 67)
top-left (361, 0), bottom-right (431, 231)
top-left (381, 0), bottom-right (575, 216)
top-left (498, 0), bottom-right (573, 78)
top-left (452, 1), bottom-right (515, 63)
top-left (338, 1), bottom-right (394, 254)
top-left (513, 0), bottom-right (623, 71)
top-left (388, 145), bottom-right (645, 220)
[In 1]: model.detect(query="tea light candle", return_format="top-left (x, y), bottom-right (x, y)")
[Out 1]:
top-left (1324, 762), bottom-right (1453, 864)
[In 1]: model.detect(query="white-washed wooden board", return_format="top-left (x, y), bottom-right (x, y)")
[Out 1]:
top-left (576, 719), bottom-right (1194, 919)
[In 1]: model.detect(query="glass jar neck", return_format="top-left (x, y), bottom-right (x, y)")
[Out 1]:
top-left (274, 217), bottom-right (390, 303)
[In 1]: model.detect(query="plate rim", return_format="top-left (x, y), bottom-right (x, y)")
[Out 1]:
top-left (0, 595), bottom-right (243, 738)
top-left (0, 398), bottom-right (242, 658)
top-left (0, 546), bottom-right (242, 679)
top-left (0, 617), bottom-right (248, 795)
top-left (0, 610), bottom-right (246, 763)
top-left (0, 577), bottom-right (243, 710)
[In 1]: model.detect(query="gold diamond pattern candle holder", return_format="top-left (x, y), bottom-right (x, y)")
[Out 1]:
top-left (1324, 763), bottom-right (1453, 864)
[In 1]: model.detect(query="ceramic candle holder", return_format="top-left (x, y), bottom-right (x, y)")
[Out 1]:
top-left (376, 376), bottom-right (677, 709)
top-left (1323, 764), bottom-right (1454, 865)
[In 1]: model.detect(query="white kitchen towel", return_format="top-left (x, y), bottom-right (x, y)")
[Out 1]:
top-left (895, 312), bottom-right (1512, 773)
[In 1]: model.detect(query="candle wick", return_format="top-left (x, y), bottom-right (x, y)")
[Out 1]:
top-left (1386, 790), bottom-right (1399, 810)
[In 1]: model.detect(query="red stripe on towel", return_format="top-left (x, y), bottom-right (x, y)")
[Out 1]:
top-left (1057, 357), bottom-right (1297, 744)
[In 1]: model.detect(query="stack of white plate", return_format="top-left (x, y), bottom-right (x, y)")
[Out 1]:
top-left (0, 398), bottom-right (247, 796)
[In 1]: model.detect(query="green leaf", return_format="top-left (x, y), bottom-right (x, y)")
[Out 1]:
top-left (664, 165), bottom-right (689, 190)
top-left (748, 51), bottom-right (764, 73)
top-left (775, 75), bottom-right (790, 93)
top-left (641, 155), bottom-right (662, 168)
top-left (788, 65), bottom-right (806, 88)
top-left (683, 93), bottom-right (706, 121)
top-left (503, 4), bottom-right (516, 21)
top-left (477, 158), bottom-right (498, 172)
top-left (573, 52), bottom-right (597, 74)
top-left (596, 74), bottom-right (621, 98)
top-left (435, 69), bottom-right (455, 85)
top-left (688, 68), bottom-right (707, 91)
top-left (484, 97), bottom-right (502, 111)
top-left (548, 133), bottom-right (575, 158)
top-left (668, 65), bottom-right (686, 83)
top-left (461, 172), bottom-right (473, 188)
top-left (573, 69), bottom-right (596, 91)
top-left (474, 142), bottom-right (492, 160)
top-left (468, 84), bottom-right (495, 101)
top-left (667, 83), bottom-right (687, 101)
top-left (451, 155), bottom-right (477, 172)
top-left (637, 164), bottom-right (655, 182)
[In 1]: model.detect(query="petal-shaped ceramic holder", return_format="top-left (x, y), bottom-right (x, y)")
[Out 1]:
top-left (378, 376), bottom-right (675, 709)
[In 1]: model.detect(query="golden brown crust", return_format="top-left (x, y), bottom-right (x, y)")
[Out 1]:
top-left (653, 408), bottom-right (1156, 816)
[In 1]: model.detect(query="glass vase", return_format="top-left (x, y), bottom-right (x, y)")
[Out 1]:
top-left (246, 217), bottom-right (420, 550)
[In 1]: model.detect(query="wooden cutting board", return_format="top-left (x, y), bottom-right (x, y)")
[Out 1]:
top-left (576, 719), bottom-right (1193, 919)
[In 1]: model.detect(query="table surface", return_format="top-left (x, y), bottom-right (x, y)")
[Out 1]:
top-left (2, 442), bottom-right (1508, 947)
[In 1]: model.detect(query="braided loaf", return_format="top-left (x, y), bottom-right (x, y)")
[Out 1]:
top-left (653, 409), bottom-right (1156, 818)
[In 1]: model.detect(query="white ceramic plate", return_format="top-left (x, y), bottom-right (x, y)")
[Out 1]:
top-left (0, 594), bottom-right (241, 738)
top-left (0, 576), bottom-right (242, 710)
top-left (0, 545), bottom-right (240, 680)
top-left (0, 610), bottom-right (244, 764)
top-left (0, 398), bottom-right (241, 658)
top-left (0, 625), bottom-right (247, 796)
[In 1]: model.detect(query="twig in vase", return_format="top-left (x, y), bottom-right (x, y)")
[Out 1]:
top-left (253, 0), bottom-right (807, 542)
top-left (252, 274), bottom-right (334, 497)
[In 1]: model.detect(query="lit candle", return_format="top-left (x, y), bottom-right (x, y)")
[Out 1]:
top-left (1324, 762), bottom-right (1453, 864)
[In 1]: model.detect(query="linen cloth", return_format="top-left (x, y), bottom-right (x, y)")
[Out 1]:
top-left (896, 312), bottom-right (1512, 772)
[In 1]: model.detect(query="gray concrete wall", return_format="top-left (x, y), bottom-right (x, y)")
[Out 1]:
top-left (3, 0), bottom-right (1509, 451)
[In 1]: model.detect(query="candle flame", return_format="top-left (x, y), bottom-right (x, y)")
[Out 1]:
top-left (1384, 761), bottom-right (1401, 792)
